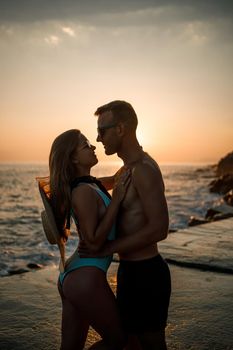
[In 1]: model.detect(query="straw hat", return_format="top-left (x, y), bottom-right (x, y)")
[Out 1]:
top-left (39, 186), bottom-right (60, 245)
top-left (38, 183), bottom-right (66, 272)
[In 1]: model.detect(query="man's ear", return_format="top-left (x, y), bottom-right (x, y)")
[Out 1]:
top-left (116, 122), bottom-right (125, 136)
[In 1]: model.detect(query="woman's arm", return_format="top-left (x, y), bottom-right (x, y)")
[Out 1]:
top-left (72, 172), bottom-right (130, 252)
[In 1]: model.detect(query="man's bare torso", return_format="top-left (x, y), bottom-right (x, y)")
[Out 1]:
top-left (116, 153), bottom-right (163, 260)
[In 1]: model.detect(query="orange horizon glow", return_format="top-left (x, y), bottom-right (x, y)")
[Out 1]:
top-left (1, 2), bottom-right (233, 164)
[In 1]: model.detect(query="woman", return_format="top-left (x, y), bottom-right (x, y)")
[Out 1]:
top-left (39, 129), bottom-right (129, 350)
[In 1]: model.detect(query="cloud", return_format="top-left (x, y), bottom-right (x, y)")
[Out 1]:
top-left (62, 26), bottom-right (75, 37)
top-left (0, 1), bottom-right (232, 49)
top-left (181, 21), bottom-right (208, 46)
top-left (0, 0), bottom-right (232, 23)
top-left (0, 24), bottom-right (14, 36)
top-left (44, 35), bottom-right (60, 46)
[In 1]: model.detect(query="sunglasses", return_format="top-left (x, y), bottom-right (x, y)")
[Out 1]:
top-left (97, 123), bottom-right (118, 138)
top-left (78, 139), bottom-right (92, 151)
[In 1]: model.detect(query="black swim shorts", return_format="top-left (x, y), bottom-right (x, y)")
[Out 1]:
top-left (116, 254), bottom-right (171, 334)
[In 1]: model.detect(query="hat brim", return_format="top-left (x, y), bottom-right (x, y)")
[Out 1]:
top-left (38, 186), bottom-right (60, 245)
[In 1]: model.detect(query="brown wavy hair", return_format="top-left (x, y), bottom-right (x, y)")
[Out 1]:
top-left (49, 129), bottom-right (81, 240)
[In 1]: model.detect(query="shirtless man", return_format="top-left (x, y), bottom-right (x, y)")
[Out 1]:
top-left (83, 100), bottom-right (171, 350)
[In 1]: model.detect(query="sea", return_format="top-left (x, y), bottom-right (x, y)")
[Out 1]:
top-left (0, 162), bottom-right (221, 277)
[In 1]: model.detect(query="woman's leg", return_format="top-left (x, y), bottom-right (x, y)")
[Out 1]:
top-left (62, 268), bottom-right (126, 350)
top-left (58, 279), bottom-right (89, 350)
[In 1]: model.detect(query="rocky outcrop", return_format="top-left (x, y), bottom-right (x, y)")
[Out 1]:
top-left (216, 151), bottom-right (233, 176)
top-left (205, 206), bottom-right (233, 221)
top-left (188, 152), bottom-right (233, 227)
top-left (209, 152), bottom-right (233, 202)
top-left (224, 190), bottom-right (233, 206)
top-left (209, 174), bottom-right (233, 195)
top-left (188, 216), bottom-right (208, 226)
top-left (188, 209), bottom-right (233, 227)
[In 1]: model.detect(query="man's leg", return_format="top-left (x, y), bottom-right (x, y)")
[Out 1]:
top-left (138, 329), bottom-right (167, 350)
top-left (88, 339), bottom-right (112, 350)
top-left (124, 335), bottom-right (142, 350)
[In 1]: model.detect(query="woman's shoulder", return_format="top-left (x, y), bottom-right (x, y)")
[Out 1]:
top-left (71, 183), bottom-right (99, 206)
top-left (72, 182), bottom-right (97, 192)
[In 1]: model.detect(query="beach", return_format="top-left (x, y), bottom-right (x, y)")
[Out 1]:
top-left (0, 264), bottom-right (232, 350)
top-left (1, 219), bottom-right (233, 350)
top-left (0, 163), bottom-right (232, 349)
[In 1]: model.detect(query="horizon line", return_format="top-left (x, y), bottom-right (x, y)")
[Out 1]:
top-left (0, 160), bottom-right (216, 166)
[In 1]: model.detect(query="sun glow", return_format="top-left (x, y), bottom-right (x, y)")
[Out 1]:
top-left (0, 2), bottom-right (232, 163)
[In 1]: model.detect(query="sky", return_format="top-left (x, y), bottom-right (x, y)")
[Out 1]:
top-left (0, 0), bottom-right (233, 164)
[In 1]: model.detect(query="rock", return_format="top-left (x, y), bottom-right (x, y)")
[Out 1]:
top-left (216, 151), bottom-right (233, 176)
top-left (188, 216), bottom-right (208, 226)
top-left (207, 209), bottom-right (233, 221)
top-left (212, 202), bottom-right (233, 214)
top-left (211, 212), bottom-right (233, 221)
top-left (189, 203), bottom-right (233, 226)
top-left (191, 154), bottom-right (233, 227)
top-left (27, 263), bottom-right (43, 269)
top-left (168, 228), bottom-right (177, 233)
top-left (205, 203), bottom-right (233, 222)
top-left (209, 174), bottom-right (233, 194)
top-left (205, 208), bottom-right (221, 220)
top-left (223, 190), bottom-right (233, 206)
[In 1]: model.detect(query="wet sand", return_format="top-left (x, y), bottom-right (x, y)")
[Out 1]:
top-left (1, 218), bottom-right (233, 349)
top-left (0, 262), bottom-right (232, 350)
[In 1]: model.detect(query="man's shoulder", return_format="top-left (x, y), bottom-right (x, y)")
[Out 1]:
top-left (132, 153), bottom-right (164, 188)
top-left (142, 153), bottom-right (160, 169)
top-left (133, 153), bottom-right (161, 175)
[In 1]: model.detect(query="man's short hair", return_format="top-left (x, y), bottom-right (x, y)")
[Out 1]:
top-left (94, 100), bottom-right (138, 130)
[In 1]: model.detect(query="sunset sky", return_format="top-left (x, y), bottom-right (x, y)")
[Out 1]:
top-left (0, 0), bottom-right (232, 164)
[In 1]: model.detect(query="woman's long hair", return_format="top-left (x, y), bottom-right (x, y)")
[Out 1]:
top-left (49, 129), bottom-right (81, 240)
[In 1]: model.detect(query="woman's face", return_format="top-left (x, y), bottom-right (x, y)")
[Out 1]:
top-left (72, 134), bottom-right (98, 168)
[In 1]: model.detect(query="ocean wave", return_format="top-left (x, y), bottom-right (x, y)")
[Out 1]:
top-left (0, 163), bottom-right (226, 277)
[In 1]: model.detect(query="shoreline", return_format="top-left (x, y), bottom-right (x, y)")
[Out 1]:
top-left (2, 217), bottom-right (232, 279)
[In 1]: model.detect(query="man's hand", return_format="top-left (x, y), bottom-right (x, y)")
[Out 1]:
top-left (112, 167), bottom-right (131, 203)
top-left (78, 239), bottom-right (110, 258)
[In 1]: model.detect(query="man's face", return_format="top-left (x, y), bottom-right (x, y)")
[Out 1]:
top-left (96, 111), bottom-right (120, 155)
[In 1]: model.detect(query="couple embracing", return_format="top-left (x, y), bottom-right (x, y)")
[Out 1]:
top-left (38, 100), bottom-right (171, 350)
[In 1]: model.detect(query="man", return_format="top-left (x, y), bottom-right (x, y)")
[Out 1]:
top-left (86, 100), bottom-right (171, 350)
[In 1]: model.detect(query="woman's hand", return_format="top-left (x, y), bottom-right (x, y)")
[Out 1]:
top-left (112, 167), bottom-right (131, 203)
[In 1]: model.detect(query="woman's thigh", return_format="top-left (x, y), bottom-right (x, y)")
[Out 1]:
top-left (58, 279), bottom-right (89, 350)
top-left (62, 267), bottom-right (125, 347)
